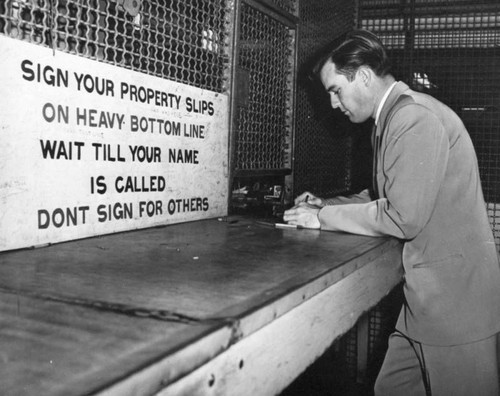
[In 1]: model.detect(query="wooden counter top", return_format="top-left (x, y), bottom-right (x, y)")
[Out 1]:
top-left (0, 217), bottom-right (403, 396)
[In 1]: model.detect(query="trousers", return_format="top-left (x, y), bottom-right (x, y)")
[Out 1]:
top-left (374, 331), bottom-right (499, 396)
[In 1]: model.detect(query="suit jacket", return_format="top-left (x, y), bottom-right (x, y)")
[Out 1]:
top-left (318, 82), bottom-right (500, 346)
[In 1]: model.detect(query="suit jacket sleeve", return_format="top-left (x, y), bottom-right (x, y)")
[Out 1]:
top-left (318, 104), bottom-right (449, 238)
top-left (322, 189), bottom-right (372, 205)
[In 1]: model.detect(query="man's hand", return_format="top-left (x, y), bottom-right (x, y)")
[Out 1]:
top-left (294, 191), bottom-right (325, 207)
top-left (283, 202), bottom-right (321, 229)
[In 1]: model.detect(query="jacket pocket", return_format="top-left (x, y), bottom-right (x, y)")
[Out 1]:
top-left (405, 252), bottom-right (468, 318)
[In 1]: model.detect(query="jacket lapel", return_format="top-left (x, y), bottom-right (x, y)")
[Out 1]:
top-left (372, 81), bottom-right (410, 199)
top-left (377, 81), bottom-right (410, 134)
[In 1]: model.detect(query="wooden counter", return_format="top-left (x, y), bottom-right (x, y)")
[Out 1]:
top-left (0, 217), bottom-right (403, 396)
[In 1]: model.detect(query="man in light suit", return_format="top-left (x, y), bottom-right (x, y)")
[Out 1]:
top-left (284, 30), bottom-right (500, 395)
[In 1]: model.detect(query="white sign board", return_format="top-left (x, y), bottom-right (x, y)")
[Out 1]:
top-left (0, 36), bottom-right (229, 251)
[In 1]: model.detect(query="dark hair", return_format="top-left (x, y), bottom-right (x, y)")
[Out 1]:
top-left (312, 29), bottom-right (392, 81)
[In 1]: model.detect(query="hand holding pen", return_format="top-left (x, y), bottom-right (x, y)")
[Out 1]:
top-left (283, 191), bottom-right (323, 229)
top-left (294, 191), bottom-right (324, 207)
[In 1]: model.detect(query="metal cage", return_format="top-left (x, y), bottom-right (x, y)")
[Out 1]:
top-left (0, 0), bottom-right (234, 93)
top-left (233, 0), bottom-right (296, 172)
top-left (294, 0), bottom-right (364, 199)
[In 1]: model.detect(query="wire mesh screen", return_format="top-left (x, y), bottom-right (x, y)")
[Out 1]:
top-left (266, 0), bottom-right (298, 17)
top-left (0, 0), bottom-right (233, 93)
top-left (365, 283), bottom-right (404, 383)
top-left (294, 0), bottom-right (368, 199)
top-left (360, 0), bottom-right (500, 253)
top-left (291, 0), bottom-right (361, 383)
top-left (233, 1), bottom-right (295, 172)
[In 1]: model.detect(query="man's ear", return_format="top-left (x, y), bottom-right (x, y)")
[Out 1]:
top-left (357, 67), bottom-right (372, 86)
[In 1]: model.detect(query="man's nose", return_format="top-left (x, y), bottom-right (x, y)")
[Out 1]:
top-left (330, 94), bottom-right (341, 109)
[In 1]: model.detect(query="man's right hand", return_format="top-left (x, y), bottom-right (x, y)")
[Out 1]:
top-left (294, 191), bottom-right (324, 207)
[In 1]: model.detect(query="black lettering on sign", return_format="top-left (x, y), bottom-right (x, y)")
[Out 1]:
top-left (129, 115), bottom-right (182, 135)
top-left (139, 200), bottom-right (163, 217)
top-left (38, 206), bottom-right (90, 229)
top-left (120, 82), bottom-right (181, 108)
top-left (21, 59), bottom-right (69, 88)
top-left (91, 143), bottom-right (126, 162)
top-left (73, 72), bottom-right (115, 97)
top-left (90, 176), bottom-right (107, 195)
top-left (185, 97), bottom-right (214, 116)
top-left (183, 123), bottom-right (205, 139)
top-left (129, 115), bottom-right (155, 133)
top-left (168, 148), bottom-right (199, 164)
top-left (39, 140), bottom-right (84, 160)
top-left (129, 145), bottom-right (161, 162)
top-left (75, 108), bottom-right (124, 129)
top-left (97, 202), bottom-right (133, 223)
top-left (114, 176), bottom-right (166, 193)
top-left (166, 197), bottom-right (209, 215)
top-left (42, 103), bottom-right (69, 124)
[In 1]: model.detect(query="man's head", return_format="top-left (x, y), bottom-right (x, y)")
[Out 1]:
top-left (313, 30), bottom-right (394, 123)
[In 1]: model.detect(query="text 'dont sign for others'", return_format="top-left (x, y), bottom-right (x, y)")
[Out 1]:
top-left (0, 36), bottom-right (229, 252)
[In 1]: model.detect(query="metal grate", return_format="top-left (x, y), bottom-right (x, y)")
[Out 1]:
top-left (360, 0), bottom-right (500, 253)
top-left (338, 326), bottom-right (359, 381)
top-left (488, 202), bottom-right (500, 248)
top-left (233, 1), bottom-right (296, 172)
top-left (267, 0), bottom-right (298, 17)
top-left (366, 284), bottom-right (403, 377)
top-left (0, 0), bottom-right (233, 93)
top-left (294, 0), bottom-right (360, 198)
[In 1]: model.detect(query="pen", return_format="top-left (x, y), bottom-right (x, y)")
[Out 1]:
top-left (255, 220), bottom-right (275, 227)
top-left (275, 223), bottom-right (304, 229)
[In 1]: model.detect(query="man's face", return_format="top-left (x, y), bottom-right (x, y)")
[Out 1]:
top-left (319, 60), bottom-right (372, 123)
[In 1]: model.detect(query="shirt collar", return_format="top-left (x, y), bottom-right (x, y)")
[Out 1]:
top-left (375, 81), bottom-right (397, 126)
